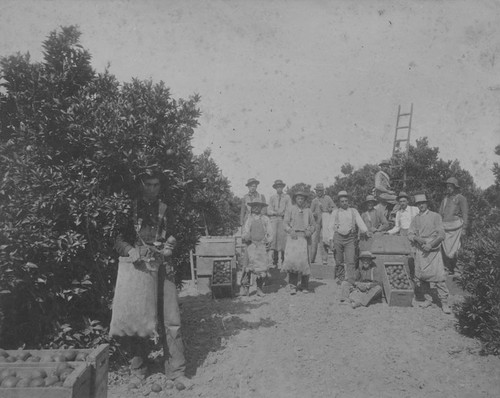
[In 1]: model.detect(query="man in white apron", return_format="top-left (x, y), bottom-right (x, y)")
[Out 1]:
top-left (408, 193), bottom-right (451, 314)
top-left (439, 177), bottom-right (468, 276)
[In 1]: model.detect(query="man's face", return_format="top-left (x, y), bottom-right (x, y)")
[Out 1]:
top-left (360, 258), bottom-right (372, 268)
top-left (417, 202), bottom-right (428, 213)
top-left (296, 196), bottom-right (305, 207)
top-left (446, 183), bottom-right (455, 195)
top-left (250, 205), bottom-right (261, 214)
top-left (399, 197), bottom-right (408, 210)
top-left (248, 183), bottom-right (257, 193)
top-left (316, 189), bottom-right (324, 198)
top-left (276, 186), bottom-right (284, 194)
top-left (141, 178), bottom-right (161, 201)
top-left (381, 164), bottom-right (390, 174)
top-left (367, 201), bottom-right (375, 211)
top-left (339, 197), bottom-right (349, 209)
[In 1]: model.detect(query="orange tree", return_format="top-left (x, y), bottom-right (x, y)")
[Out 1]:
top-left (0, 27), bottom-right (238, 349)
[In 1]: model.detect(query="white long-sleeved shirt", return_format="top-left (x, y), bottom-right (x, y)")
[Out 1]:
top-left (387, 205), bottom-right (419, 235)
top-left (326, 207), bottom-right (368, 240)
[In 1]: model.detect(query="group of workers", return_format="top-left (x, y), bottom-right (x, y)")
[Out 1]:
top-left (239, 159), bottom-right (469, 315)
top-left (108, 160), bottom-right (468, 388)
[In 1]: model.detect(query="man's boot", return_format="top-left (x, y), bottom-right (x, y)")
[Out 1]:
top-left (441, 300), bottom-right (452, 314)
top-left (335, 263), bottom-right (345, 284)
top-left (256, 277), bottom-right (265, 297)
top-left (300, 275), bottom-right (310, 293)
top-left (288, 272), bottom-right (298, 295)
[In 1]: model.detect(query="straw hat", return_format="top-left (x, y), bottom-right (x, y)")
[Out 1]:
top-left (246, 178), bottom-right (260, 187)
top-left (247, 200), bottom-right (268, 208)
top-left (272, 179), bottom-right (286, 189)
top-left (315, 183), bottom-right (325, 191)
top-left (444, 177), bottom-right (460, 189)
top-left (359, 251), bottom-right (376, 259)
top-left (363, 195), bottom-right (377, 205)
top-left (396, 191), bottom-right (410, 201)
top-left (337, 190), bottom-right (349, 199)
top-left (414, 193), bottom-right (428, 204)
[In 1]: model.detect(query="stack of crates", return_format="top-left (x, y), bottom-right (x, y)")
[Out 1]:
top-left (194, 236), bottom-right (237, 297)
top-left (370, 235), bottom-right (414, 307)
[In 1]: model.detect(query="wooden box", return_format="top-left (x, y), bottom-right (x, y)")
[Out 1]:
top-left (196, 256), bottom-right (236, 277)
top-left (195, 236), bottom-right (236, 257)
top-left (0, 362), bottom-right (91, 398)
top-left (380, 261), bottom-right (414, 307)
top-left (2, 344), bottom-right (108, 398)
top-left (211, 258), bottom-right (237, 299)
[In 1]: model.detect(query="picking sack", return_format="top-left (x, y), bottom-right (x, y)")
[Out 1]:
top-left (109, 254), bottom-right (158, 338)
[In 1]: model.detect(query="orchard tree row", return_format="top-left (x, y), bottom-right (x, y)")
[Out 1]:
top-left (0, 26), bottom-right (239, 349)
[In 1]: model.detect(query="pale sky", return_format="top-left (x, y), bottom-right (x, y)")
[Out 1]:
top-left (1, 0), bottom-right (499, 199)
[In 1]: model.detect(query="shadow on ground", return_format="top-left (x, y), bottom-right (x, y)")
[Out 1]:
top-left (179, 295), bottom-right (275, 377)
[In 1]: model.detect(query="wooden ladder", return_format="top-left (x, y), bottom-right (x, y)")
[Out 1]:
top-left (392, 104), bottom-right (413, 188)
top-left (392, 103), bottom-right (413, 157)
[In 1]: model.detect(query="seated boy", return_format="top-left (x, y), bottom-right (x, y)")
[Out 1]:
top-left (340, 251), bottom-right (382, 308)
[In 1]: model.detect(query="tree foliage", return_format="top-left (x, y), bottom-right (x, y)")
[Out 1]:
top-left (0, 26), bottom-right (238, 349)
top-left (455, 145), bottom-right (500, 355)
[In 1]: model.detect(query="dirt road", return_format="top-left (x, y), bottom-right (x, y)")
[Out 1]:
top-left (108, 268), bottom-right (500, 398)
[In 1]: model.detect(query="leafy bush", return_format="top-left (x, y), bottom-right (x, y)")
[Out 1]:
top-left (0, 26), bottom-right (238, 349)
top-left (455, 208), bottom-right (500, 355)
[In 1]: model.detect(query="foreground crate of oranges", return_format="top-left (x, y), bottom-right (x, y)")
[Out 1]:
top-left (0, 344), bottom-right (108, 398)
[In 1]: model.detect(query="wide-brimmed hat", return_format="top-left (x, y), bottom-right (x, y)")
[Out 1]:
top-left (272, 179), bottom-right (286, 189)
top-left (444, 177), bottom-right (460, 189)
top-left (337, 190), bottom-right (349, 199)
top-left (293, 190), bottom-right (308, 199)
top-left (246, 178), bottom-right (260, 187)
top-left (315, 183), bottom-right (325, 191)
top-left (363, 195), bottom-right (377, 205)
top-left (247, 200), bottom-right (268, 208)
top-left (379, 159), bottom-right (392, 166)
top-left (359, 251), bottom-right (376, 259)
top-left (397, 191), bottom-right (410, 201)
top-left (414, 193), bottom-right (428, 204)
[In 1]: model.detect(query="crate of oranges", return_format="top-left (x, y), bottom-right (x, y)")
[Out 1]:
top-left (0, 344), bottom-right (108, 398)
top-left (382, 263), bottom-right (414, 307)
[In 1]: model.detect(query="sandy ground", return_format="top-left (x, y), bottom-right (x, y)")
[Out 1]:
top-left (108, 266), bottom-right (500, 398)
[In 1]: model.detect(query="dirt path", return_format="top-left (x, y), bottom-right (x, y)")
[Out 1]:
top-left (109, 270), bottom-right (500, 398)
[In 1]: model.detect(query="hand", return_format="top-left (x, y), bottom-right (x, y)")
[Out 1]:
top-left (365, 231), bottom-right (373, 238)
top-left (128, 248), bottom-right (140, 263)
top-left (422, 243), bottom-right (432, 252)
top-left (290, 231), bottom-right (298, 240)
top-left (305, 229), bottom-right (312, 238)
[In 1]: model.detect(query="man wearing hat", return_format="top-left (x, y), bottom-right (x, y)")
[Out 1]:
top-left (408, 193), bottom-right (451, 314)
top-left (310, 183), bottom-right (336, 265)
top-left (340, 251), bottom-right (383, 308)
top-left (113, 170), bottom-right (191, 389)
top-left (282, 191), bottom-right (315, 294)
top-left (326, 191), bottom-right (371, 282)
top-left (267, 180), bottom-right (292, 267)
top-left (359, 194), bottom-right (389, 251)
top-left (374, 159), bottom-right (397, 202)
top-left (439, 177), bottom-right (469, 276)
top-left (241, 200), bottom-right (273, 297)
top-left (240, 178), bottom-right (267, 227)
top-left (386, 192), bottom-right (419, 236)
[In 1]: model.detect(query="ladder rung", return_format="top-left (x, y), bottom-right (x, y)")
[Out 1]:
top-left (396, 126), bottom-right (410, 129)
top-left (399, 113), bottom-right (411, 117)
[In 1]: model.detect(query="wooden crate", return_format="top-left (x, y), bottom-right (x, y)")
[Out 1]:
top-left (195, 236), bottom-right (236, 257)
top-left (0, 362), bottom-right (91, 398)
top-left (196, 256), bottom-right (236, 277)
top-left (380, 261), bottom-right (414, 307)
top-left (211, 258), bottom-right (237, 299)
top-left (2, 344), bottom-right (108, 398)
